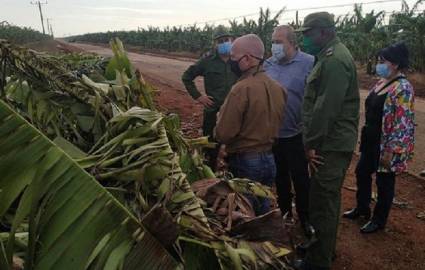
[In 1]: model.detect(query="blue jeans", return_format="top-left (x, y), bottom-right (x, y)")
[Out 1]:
top-left (228, 151), bottom-right (276, 215)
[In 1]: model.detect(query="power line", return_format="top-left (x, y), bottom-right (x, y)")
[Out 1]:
top-left (30, 1), bottom-right (48, 34)
top-left (174, 0), bottom-right (402, 27)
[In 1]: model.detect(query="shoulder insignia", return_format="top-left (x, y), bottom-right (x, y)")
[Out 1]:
top-left (326, 47), bottom-right (334, 57)
top-left (201, 50), bottom-right (213, 59)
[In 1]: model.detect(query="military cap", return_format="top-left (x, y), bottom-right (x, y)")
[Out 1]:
top-left (295, 12), bottom-right (335, 32)
top-left (213, 25), bottom-right (233, 40)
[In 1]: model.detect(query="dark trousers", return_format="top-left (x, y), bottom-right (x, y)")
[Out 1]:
top-left (228, 151), bottom-right (276, 215)
top-left (355, 150), bottom-right (396, 227)
top-left (272, 134), bottom-right (310, 223)
top-left (203, 108), bottom-right (218, 139)
top-left (203, 108), bottom-right (219, 169)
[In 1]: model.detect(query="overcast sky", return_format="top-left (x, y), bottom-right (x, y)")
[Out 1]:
top-left (0, 0), bottom-right (422, 37)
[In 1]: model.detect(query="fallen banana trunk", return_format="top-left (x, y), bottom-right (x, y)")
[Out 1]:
top-left (192, 178), bottom-right (292, 268)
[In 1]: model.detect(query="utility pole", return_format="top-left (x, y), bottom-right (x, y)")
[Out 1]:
top-left (47, 18), bottom-right (54, 37)
top-left (46, 18), bottom-right (50, 35)
top-left (49, 23), bottom-right (54, 37)
top-left (30, 1), bottom-right (48, 34)
top-left (296, 11), bottom-right (299, 27)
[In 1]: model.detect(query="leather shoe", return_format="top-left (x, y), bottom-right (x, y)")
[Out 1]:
top-left (292, 259), bottom-right (330, 270)
top-left (360, 220), bottom-right (384, 233)
top-left (292, 259), bottom-right (309, 270)
top-left (342, 207), bottom-right (370, 220)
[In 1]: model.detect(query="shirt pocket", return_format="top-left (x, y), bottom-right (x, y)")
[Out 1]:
top-left (306, 64), bottom-right (321, 86)
top-left (305, 64), bottom-right (321, 99)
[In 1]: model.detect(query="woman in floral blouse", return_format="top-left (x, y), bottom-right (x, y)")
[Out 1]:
top-left (343, 42), bottom-right (415, 233)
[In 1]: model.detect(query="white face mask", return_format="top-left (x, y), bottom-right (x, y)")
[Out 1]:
top-left (271, 43), bottom-right (286, 62)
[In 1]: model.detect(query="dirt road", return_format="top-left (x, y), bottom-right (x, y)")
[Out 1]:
top-left (70, 42), bottom-right (425, 270)
top-left (73, 42), bottom-right (425, 176)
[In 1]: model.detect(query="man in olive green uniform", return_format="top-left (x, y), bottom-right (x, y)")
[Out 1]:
top-left (182, 27), bottom-right (238, 167)
top-left (293, 12), bottom-right (360, 270)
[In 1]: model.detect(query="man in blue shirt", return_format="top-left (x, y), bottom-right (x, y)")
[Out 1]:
top-left (264, 25), bottom-right (314, 229)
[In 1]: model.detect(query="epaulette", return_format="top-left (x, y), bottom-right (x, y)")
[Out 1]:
top-left (326, 47), bottom-right (334, 57)
top-left (201, 50), bottom-right (214, 59)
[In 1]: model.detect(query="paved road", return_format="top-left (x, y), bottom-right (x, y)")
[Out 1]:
top-left (72, 43), bottom-right (425, 175)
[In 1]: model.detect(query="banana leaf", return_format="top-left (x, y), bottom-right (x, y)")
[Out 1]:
top-left (0, 100), bottom-right (180, 270)
top-left (105, 38), bottom-right (133, 80)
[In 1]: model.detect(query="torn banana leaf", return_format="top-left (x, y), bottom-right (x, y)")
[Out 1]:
top-left (0, 100), bottom-right (181, 270)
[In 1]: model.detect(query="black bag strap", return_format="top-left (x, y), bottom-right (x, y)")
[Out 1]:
top-left (376, 75), bottom-right (405, 94)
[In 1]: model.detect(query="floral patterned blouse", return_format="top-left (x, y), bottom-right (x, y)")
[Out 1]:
top-left (371, 77), bottom-right (415, 173)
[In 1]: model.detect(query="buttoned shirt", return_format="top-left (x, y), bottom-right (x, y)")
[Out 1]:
top-left (264, 51), bottom-right (314, 138)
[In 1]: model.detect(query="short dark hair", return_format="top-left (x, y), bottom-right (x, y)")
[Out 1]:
top-left (378, 42), bottom-right (409, 70)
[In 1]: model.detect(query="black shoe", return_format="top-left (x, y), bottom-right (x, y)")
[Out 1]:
top-left (342, 208), bottom-right (370, 220)
top-left (296, 223), bottom-right (318, 251)
top-left (292, 259), bottom-right (330, 270)
top-left (360, 221), bottom-right (384, 233)
top-left (332, 252), bottom-right (337, 262)
top-left (300, 221), bottom-right (316, 239)
top-left (292, 259), bottom-right (309, 270)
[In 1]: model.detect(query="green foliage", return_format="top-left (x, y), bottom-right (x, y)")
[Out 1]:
top-left (68, 3), bottom-right (425, 71)
top-left (0, 22), bottom-right (51, 44)
top-left (67, 8), bottom-right (284, 56)
top-left (105, 38), bottom-right (133, 80)
top-left (315, 1), bottom-right (425, 71)
top-left (0, 99), bottom-right (180, 270)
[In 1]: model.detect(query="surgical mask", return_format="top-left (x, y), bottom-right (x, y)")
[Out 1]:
top-left (303, 36), bottom-right (321, 56)
top-left (271, 43), bottom-right (286, 62)
top-left (229, 58), bottom-right (243, 77)
top-left (376, 63), bottom-right (391, 78)
top-left (217, 41), bottom-right (232, 55)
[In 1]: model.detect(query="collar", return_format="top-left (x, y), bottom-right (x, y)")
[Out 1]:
top-left (239, 66), bottom-right (264, 80)
top-left (279, 50), bottom-right (302, 65)
top-left (317, 37), bottom-right (340, 60)
top-left (213, 50), bottom-right (230, 62)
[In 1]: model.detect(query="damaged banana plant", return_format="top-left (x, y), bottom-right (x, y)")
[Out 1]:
top-left (0, 100), bottom-right (181, 270)
top-left (0, 38), bottom-right (292, 269)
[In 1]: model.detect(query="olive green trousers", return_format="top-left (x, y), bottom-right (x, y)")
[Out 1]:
top-left (306, 151), bottom-right (353, 268)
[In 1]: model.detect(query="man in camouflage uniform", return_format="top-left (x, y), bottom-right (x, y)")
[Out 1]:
top-left (182, 27), bottom-right (238, 167)
top-left (293, 12), bottom-right (360, 270)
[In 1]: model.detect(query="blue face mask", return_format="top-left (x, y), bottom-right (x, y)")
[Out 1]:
top-left (376, 63), bottom-right (391, 78)
top-left (217, 41), bottom-right (232, 55)
top-left (271, 43), bottom-right (286, 62)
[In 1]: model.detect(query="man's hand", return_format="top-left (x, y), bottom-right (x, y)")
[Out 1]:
top-left (196, 95), bottom-right (214, 108)
top-left (381, 151), bottom-right (392, 170)
top-left (216, 144), bottom-right (228, 171)
top-left (306, 149), bottom-right (324, 175)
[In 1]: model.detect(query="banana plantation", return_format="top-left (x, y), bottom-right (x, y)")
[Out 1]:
top-left (68, 1), bottom-right (425, 71)
top-left (0, 22), bottom-right (51, 45)
top-left (0, 37), bottom-right (293, 269)
top-left (1, 1), bottom-right (425, 269)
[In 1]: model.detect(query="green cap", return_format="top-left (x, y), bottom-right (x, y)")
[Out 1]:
top-left (295, 12), bottom-right (335, 33)
top-left (213, 25), bottom-right (232, 40)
